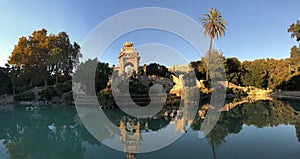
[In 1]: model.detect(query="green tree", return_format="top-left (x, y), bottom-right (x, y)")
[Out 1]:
top-left (0, 67), bottom-right (12, 95)
top-left (54, 32), bottom-right (81, 79)
top-left (3, 64), bottom-right (28, 94)
top-left (6, 65), bottom-right (21, 94)
top-left (190, 59), bottom-right (207, 80)
top-left (8, 28), bottom-right (81, 87)
top-left (201, 8), bottom-right (226, 80)
top-left (9, 29), bottom-right (50, 86)
top-left (264, 58), bottom-right (283, 89)
top-left (204, 49), bottom-right (225, 80)
top-left (289, 46), bottom-right (300, 71)
top-left (95, 62), bottom-right (112, 92)
top-left (46, 32), bottom-right (81, 82)
top-left (48, 47), bottom-right (63, 84)
top-left (9, 36), bottom-right (34, 86)
top-left (74, 58), bottom-right (112, 94)
top-left (241, 59), bottom-right (269, 89)
top-left (146, 63), bottom-right (171, 77)
top-left (288, 20), bottom-right (300, 46)
top-left (279, 74), bottom-right (300, 90)
top-left (225, 57), bottom-right (241, 85)
top-left (28, 28), bottom-right (49, 86)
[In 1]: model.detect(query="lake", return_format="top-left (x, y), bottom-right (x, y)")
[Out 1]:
top-left (0, 99), bottom-right (300, 159)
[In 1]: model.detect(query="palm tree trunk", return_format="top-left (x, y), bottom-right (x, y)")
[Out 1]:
top-left (206, 37), bottom-right (213, 80)
top-left (211, 132), bottom-right (217, 159)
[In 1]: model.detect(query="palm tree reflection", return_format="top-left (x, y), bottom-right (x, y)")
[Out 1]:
top-left (0, 99), bottom-right (299, 159)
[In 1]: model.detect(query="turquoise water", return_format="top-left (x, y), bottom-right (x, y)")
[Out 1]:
top-left (0, 99), bottom-right (300, 159)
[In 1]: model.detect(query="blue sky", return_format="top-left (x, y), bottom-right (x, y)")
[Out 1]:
top-left (0, 0), bottom-right (299, 67)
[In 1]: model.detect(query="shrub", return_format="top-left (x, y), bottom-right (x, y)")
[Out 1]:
top-left (14, 91), bottom-right (35, 101)
top-left (62, 91), bottom-right (73, 104)
top-left (202, 80), bottom-right (211, 89)
top-left (15, 85), bottom-right (32, 94)
top-left (39, 87), bottom-right (57, 101)
top-left (0, 70), bottom-right (12, 95)
top-left (226, 87), bottom-right (247, 96)
top-left (55, 80), bottom-right (72, 96)
top-left (129, 83), bottom-right (149, 94)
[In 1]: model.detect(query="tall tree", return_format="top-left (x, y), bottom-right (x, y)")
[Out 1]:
top-left (9, 29), bottom-right (49, 86)
top-left (146, 63), bottom-right (171, 77)
top-left (95, 61), bottom-right (112, 92)
top-left (190, 59), bottom-right (207, 80)
top-left (49, 47), bottom-right (63, 84)
top-left (225, 57), bottom-right (241, 85)
top-left (204, 50), bottom-right (225, 80)
top-left (55, 32), bottom-right (81, 79)
top-left (9, 28), bottom-right (81, 87)
top-left (289, 46), bottom-right (300, 70)
top-left (29, 28), bottom-right (49, 86)
top-left (201, 8), bottom-right (226, 80)
top-left (241, 59), bottom-right (269, 89)
top-left (73, 58), bottom-right (111, 95)
top-left (288, 20), bottom-right (300, 46)
top-left (0, 67), bottom-right (12, 95)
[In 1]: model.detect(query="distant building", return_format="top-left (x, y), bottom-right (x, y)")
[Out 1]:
top-left (167, 64), bottom-right (193, 74)
top-left (111, 42), bottom-right (199, 97)
top-left (113, 42), bottom-right (140, 79)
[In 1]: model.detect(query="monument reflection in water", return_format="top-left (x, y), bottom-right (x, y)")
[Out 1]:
top-left (0, 99), bottom-right (300, 159)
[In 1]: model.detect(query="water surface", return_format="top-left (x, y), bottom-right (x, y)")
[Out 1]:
top-left (0, 99), bottom-right (300, 159)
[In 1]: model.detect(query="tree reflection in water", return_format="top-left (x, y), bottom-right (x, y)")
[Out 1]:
top-left (191, 99), bottom-right (300, 159)
top-left (0, 106), bottom-right (101, 159)
top-left (0, 99), bottom-right (299, 159)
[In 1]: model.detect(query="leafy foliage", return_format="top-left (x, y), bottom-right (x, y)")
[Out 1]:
top-left (146, 63), bottom-right (172, 77)
top-left (38, 87), bottom-right (57, 101)
top-left (190, 59), bottom-right (206, 80)
top-left (205, 50), bottom-right (226, 80)
top-left (55, 80), bottom-right (72, 96)
top-left (8, 28), bottom-right (81, 86)
top-left (38, 81), bottom-right (72, 101)
top-left (288, 20), bottom-right (300, 43)
top-left (14, 91), bottom-right (35, 101)
top-left (95, 62), bottom-right (112, 92)
top-left (0, 67), bottom-right (12, 95)
top-left (278, 74), bottom-right (300, 90)
top-left (201, 8), bottom-right (227, 39)
top-left (73, 58), bottom-right (112, 94)
top-left (290, 46), bottom-right (300, 69)
top-left (225, 57), bottom-right (241, 85)
top-left (241, 59), bottom-right (269, 89)
top-left (61, 91), bottom-right (73, 104)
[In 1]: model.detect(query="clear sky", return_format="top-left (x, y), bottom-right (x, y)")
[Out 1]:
top-left (0, 0), bottom-right (299, 67)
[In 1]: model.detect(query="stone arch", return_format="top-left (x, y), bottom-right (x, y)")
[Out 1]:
top-left (114, 42), bottom-right (140, 79)
top-left (124, 62), bottom-right (134, 69)
top-left (124, 62), bottom-right (135, 77)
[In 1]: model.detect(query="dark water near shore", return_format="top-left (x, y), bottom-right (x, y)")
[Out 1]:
top-left (0, 99), bottom-right (300, 159)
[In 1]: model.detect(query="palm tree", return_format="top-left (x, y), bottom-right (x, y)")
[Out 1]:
top-left (210, 132), bottom-right (217, 159)
top-left (288, 20), bottom-right (300, 47)
top-left (201, 8), bottom-right (226, 80)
